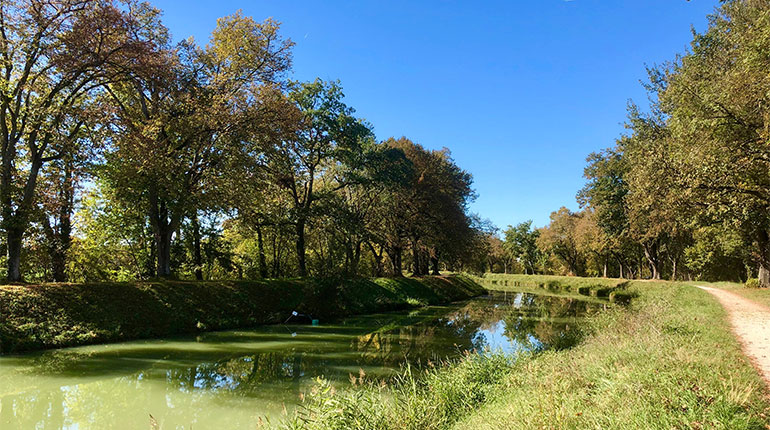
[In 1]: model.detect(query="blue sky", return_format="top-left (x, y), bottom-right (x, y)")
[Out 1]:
top-left (152, 0), bottom-right (719, 229)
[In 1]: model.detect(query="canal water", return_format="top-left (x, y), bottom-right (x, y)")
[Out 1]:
top-left (0, 291), bottom-right (605, 429)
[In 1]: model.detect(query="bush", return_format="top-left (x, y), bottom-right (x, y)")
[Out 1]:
top-left (745, 278), bottom-right (760, 289)
top-left (609, 291), bottom-right (635, 305)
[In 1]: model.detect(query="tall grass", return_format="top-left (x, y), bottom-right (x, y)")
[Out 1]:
top-left (455, 281), bottom-right (769, 429)
top-left (275, 278), bottom-right (770, 430)
top-left (278, 353), bottom-right (514, 430)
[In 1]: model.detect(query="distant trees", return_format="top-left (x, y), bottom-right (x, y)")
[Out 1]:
top-left (537, 208), bottom-right (585, 276)
top-left (368, 137), bottom-right (477, 277)
top-left (503, 221), bottom-right (540, 275)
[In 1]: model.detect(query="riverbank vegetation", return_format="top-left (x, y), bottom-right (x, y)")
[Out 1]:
top-left (482, 0), bottom-right (770, 287)
top-left (472, 273), bottom-right (635, 304)
top-left (277, 280), bottom-right (770, 430)
top-left (0, 275), bottom-right (483, 353)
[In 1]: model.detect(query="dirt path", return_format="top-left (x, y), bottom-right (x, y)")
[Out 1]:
top-left (698, 286), bottom-right (770, 385)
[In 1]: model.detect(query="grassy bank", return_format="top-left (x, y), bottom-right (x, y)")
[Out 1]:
top-left (472, 273), bottom-right (634, 303)
top-left (278, 278), bottom-right (770, 429)
top-left (0, 275), bottom-right (484, 354)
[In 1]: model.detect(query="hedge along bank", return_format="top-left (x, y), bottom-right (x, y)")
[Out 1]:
top-left (0, 275), bottom-right (486, 354)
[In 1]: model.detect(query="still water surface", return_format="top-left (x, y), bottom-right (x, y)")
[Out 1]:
top-left (0, 291), bottom-right (605, 429)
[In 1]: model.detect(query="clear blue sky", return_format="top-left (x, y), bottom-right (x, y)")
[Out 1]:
top-left (152, 0), bottom-right (719, 229)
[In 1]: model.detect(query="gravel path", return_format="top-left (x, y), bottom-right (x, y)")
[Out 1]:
top-left (698, 286), bottom-right (770, 385)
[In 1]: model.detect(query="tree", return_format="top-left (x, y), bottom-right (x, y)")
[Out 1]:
top-left (658, 0), bottom-right (770, 286)
top-left (537, 208), bottom-right (584, 276)
top-left (376, 138), bottom-right (475, 277)
top-left (261, 79), bottom-right (373, 277)
top-left (578, 147), bottom-right (637, 278)
top-left (503, 221), bottom-right (540, 275)
top-left (103, 12), bottom-right (293, 277)
top-left (0, 0), bottom-right (159, 281)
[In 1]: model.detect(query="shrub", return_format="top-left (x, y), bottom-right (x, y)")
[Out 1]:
top-left (609, 291), bottom-right (635, 305)
top-left (745, 278), bottom-right (760, 289)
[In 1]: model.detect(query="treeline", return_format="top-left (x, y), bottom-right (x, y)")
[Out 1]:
top-left (486, 0), bottom-right (770, 285)
top-left (0, 1), bottom-right (488, 282)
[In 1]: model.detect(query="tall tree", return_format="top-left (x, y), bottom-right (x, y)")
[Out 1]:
top-left (659, 0), bottom-right (770, 286)
top-left (0, 0), bottom-right (157, 281)
top-left (263, 79), bottom-right (373, 277)
top-left (104, 12), bottom-right (293, 277)
top-left (537, 207), bottom-right (585, 276)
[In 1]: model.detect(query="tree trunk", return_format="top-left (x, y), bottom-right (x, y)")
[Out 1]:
top-left (602, 260), bottom-right (608, 278)
top-left (146, 230), bottom-right (157, 279)
top-left (760, 264), bottom-right (770, 288)
top-left (272, 231), bottom-right (279, 277)
top-left (758, 229), bottom-right (770, 288)
top-left (431, 254), bottom-right (440, 276)
top-left (367, 242), bottom-right (384, 277)
top-left (6, 226), bottom-right (23, 282)
top-left (191, 214), bottom-right (203, 281)
top-left (155, 226), bottom-right (173, 278)
top-left (351, 241), bottom-right (362, 276)
top-left (643, 242), bottom-right (661, 280)
top-left (148, 189), bottom-right (179, 278)
top-left (671, 257), bottom-right (678, 281)
top-left (257, 225), bottom-right (267, 278)
top-left (41, 160), bottom-right (74, 283)
top-left (296, 219), bottom-right (307, 277)
top-left (388, 245), bottom-right (402, 277)
top-left (411, 240), bottom-right (422, 276)
top-left (3, 159), bottom-right (41, 282)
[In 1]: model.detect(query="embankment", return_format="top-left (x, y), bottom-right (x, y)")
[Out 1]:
top-left (473, 273), bottom-right (634, 303)
top-left (0, 275), bottom-right (485, 354)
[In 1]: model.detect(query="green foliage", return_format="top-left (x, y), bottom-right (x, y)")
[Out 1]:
top-left (502, 221), bottom-right (541, 274)
top-left (555, 0), bottom-right (770, 284)
top-left (745, 278), bottom-right (760, 289)
top-left (536, 208), bottom-right (586, 276)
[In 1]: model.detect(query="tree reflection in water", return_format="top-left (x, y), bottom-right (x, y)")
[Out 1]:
top-left (0, 292), bottom-right (603, 430)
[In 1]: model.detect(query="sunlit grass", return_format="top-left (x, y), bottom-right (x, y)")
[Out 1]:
top-left (277, 277), bottom-right (770, 430)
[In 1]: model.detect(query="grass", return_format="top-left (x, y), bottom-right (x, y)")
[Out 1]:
top-left (276, 277), bottom-right (770, 430)
top-left (278, 353), bottom-right (514, 430)
top-left (475, 273), bottom-right (624, 290)
top-left (0, 275), bottom-right (485, 354)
